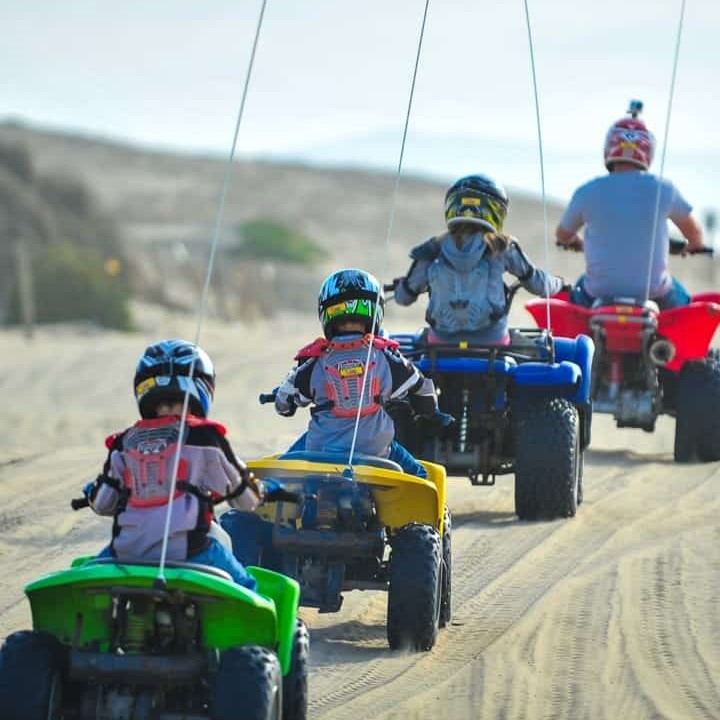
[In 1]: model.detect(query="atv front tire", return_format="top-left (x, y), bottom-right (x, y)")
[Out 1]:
top-left (212, 645), bottom-right (281, 720)
top-left (439, 506), bottom-right (452, 628)
top-left (283, 619), bottom-right (309, 720)
top-left (387, 523), bottom-right (442, 651)
top-left (0, 630), bottom-right (66, 720)
top-left (512, 396), bottom-right (580, 520)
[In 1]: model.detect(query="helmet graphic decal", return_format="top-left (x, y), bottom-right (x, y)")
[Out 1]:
top-left (318, 269), bottom-right (384, 339)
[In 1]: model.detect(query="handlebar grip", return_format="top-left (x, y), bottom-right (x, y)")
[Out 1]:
top-left (383, 283), bottom-right (396, 293)
top-left (71, 497), bottom-right (90, 511)
top-left (690, 247), bottom-right (715, 256)
top-left (259, 392), bottom-right (277, 405)
top-left (267, 489), bottom-right (303, 504)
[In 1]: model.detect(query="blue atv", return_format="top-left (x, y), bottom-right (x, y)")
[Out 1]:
top-left (385, 282), bottom-right (594, 520)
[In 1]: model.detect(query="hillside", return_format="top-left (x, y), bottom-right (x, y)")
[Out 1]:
top-left (0, 120), bottom-right (574, 324)
top-left (2, 119), bottom-right (715, 329)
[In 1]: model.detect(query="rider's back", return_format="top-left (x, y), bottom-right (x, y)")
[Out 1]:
top-left (562, 168), bottom-right (691, 301)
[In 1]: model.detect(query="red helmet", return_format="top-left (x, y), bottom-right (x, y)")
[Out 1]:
top-left (604, 100), bottom-right (655, 171)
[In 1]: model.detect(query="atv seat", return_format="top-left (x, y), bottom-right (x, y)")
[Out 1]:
top-left (591, 296), bottom-right (660, 314)
top-left (86, 557), bottom-right (233, 582)
top-left (279, 450), bottom-right (403, 473)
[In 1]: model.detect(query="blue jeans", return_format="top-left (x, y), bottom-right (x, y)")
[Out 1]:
top-left (288, 433), bottom-right (427, 478)
top-left (570, 274), bottom-right (690, 310)
top-left (96, 537), bottom-right (257, 591)
top-left (190, 538), bottom-right (257, 590)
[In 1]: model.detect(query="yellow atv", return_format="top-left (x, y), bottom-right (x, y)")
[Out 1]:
top-left (221, 451), bottom-right (451, 652)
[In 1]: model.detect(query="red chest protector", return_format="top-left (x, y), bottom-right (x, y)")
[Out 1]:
top-left (294, 334), bottom-right (399, 360)
top-left (295, 334), bottom-right (399, 418)
top-left (106, 416), bottom-right (226, 509)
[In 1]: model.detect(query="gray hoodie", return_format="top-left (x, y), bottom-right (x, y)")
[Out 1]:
top-left (395, 232), bottom-right (563, 339)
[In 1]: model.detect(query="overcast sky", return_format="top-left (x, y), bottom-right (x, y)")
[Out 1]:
top-left (3, 0), bottom-right (720, 215)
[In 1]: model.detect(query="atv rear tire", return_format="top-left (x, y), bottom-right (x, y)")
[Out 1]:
top-left (0, 630), bottom-right (66, 720)
top-left (212, 645), bottom-right (281, 720)
top-left (674, 358), bottom-right (720, 462)
top-left (439, 506), bottom-right (452, 628)
top-left (577, 450), bottom-right (585, 506)
top-left (283, 619), bottom-right (309, 720)
top-left (387, 523), bottom-right (442, 651)
top-left (512, 396), bottom-right (580, 520)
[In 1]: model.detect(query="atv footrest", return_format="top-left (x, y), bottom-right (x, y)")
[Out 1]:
top-left (69, 650), bottom-right (207, 685)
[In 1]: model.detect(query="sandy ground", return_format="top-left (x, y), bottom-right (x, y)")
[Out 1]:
top-left (1, 304), bottom-right (718, 720)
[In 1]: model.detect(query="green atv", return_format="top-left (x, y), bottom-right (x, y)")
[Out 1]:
top-left (0, 500), bottom-right (309, 720)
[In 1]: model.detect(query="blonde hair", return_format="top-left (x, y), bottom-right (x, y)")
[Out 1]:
top-left (449, 223), bottom-right (511, 254)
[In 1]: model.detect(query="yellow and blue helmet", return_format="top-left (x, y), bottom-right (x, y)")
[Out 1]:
top-left (445, 174), bottom-right (509, 233)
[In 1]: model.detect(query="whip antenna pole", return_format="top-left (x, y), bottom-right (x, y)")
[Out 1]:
top-left (346, 0), bottom-right (431, 473)
top-left (156, 0), bottom-right (269, 584)
top-left (644, 0), bottom-right (686, 302)
top-left (522, 0), bottom-right (553, 333)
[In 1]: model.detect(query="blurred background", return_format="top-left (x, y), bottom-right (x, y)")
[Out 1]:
top-left (1, 0), bottom-right (719, 334)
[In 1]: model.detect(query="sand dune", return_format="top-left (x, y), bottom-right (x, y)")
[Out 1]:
top-left (1, 306), bottom-right (718, 720)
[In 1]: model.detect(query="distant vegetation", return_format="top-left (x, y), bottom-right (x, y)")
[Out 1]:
top-left (231, 219), bottom-right (324, 265)
top-left (0, 140), bottom-right (132, 329)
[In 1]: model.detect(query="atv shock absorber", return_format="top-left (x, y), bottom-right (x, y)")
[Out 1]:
top-left (608, 353), bottom-right (622, 401)
top-left (124, 602), bottom-right (147, 653)
top-left (458, 388), bottom-right (470, 453)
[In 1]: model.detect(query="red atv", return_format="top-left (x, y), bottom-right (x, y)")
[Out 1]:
top-left (525, 240), bottom-right (720, 462)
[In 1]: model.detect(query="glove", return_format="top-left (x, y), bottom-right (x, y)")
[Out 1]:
top-left (82, 480), bottom-right (97, 502)
top-left (278, 398), bottom-right (297, 417)
top-left (424, 410), bottom-right (455, 428)
top-left (262, 478), bottom-right (286, 502)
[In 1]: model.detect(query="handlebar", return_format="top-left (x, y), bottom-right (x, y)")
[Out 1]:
top-left (669, 237), bottom-right (714, 256)
top-left (71, 486), bottom-right (302, 511)
top-left (266, 489), bottom-right (303, 504)
top-left (259, 392), bottom-right (277, 405)
top-left (383, 282), bottom-right (397, 293)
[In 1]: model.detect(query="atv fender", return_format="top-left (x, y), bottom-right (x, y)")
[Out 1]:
top-left (248, 566), bottom-right (300, 675)
top-left (25, 562), bottom-right (279, 653)
top-left (247, 456), bottom-right (446, 534)
top-left (552, 334), bottom-right (594, 404)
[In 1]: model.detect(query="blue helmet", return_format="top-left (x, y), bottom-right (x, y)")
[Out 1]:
top-left (133, 339), bottom-right (216, 418)
top-left (318, 268), bottom-right (384, 339)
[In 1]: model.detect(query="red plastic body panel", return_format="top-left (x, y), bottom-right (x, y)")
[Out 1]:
top-left (525, 294), bottom-right (720, 371)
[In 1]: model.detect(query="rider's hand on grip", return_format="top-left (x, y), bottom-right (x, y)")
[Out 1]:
top-left (82, 480), bottom-right (97, 501)
top-left (424, 409), bottom-right (455, 428)
top-left (557, 237), bottom-right (584, 252)
top-left (262, 478), bottom-right (301, 504)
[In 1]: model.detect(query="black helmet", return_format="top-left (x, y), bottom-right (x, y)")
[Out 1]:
top-left (133, 339), bottom-right (216, 418)
top-left (444, 174), bottom-right (509, 232)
